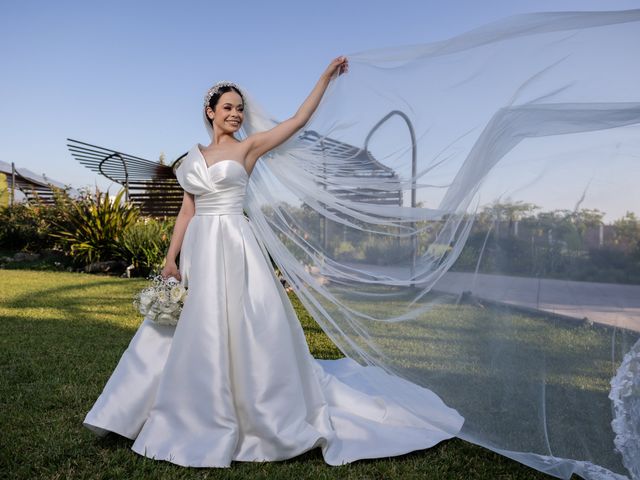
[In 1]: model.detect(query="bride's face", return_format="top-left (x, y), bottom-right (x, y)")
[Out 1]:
top-left (208, 91), bottom-right (244, 133)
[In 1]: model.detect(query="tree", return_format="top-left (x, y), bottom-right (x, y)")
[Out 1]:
top-left (613, 211), bottom-right (640, 254)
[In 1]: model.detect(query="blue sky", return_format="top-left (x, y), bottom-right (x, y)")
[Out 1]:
top-left (1, 0), bottom-right (638, 195)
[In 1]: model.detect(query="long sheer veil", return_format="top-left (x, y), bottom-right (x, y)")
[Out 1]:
top-left (218, 10), bottom-right (640, 479)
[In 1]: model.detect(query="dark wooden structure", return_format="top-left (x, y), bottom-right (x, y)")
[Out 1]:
top-left (67, 139), bottom-right (184, 217)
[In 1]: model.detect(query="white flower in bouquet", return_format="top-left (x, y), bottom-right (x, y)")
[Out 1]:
top-left (156, 290), bottom-right (169, 303)
top-left (137, 290), bottom-right (155, 315)
top-left (156, 312), bottom-right (178, 326)
top-left (159, 301), bottom-right (177, 313)
top-left (133, 274), bottom-right (188, 326)
top-left (170, 285), bottom-right (187, 303)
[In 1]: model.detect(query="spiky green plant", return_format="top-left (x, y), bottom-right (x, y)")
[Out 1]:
top-left (50, 188), bottom-right (139, 265)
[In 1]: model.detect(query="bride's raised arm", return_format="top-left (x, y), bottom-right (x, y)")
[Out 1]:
top-left (245, 56), bottom-right (348, 167)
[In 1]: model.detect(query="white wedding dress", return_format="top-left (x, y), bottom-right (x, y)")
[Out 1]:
top-left (83, 144), bottom-right (464, 467)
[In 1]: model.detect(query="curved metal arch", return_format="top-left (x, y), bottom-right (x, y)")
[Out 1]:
top-left (363, 110), bottom-right (419, 283)
top-left (99, 153), bottom-right (129, 201)
top-left (363, 110), bottom-right (417, 209)
top-left (170, 151), bottom-right (188, 173)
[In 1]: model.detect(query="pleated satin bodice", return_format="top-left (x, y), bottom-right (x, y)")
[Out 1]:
top-left (194, 160), bottom-right (248, 215)
top-left (175, 145), bottom-right (249, 216)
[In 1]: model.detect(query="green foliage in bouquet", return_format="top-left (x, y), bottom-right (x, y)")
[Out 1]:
top-left (121, 217), bottom-right (174, 277)
top-left (50, 188), bottom-right (139, 265)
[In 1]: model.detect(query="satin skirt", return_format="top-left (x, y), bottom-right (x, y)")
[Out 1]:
top-left (83, 212), bottom-right (464, 467)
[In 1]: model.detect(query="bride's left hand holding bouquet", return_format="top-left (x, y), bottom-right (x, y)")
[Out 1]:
top-left (133, 273), bottom-right (187, 327)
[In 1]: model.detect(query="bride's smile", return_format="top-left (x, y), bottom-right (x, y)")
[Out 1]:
top-left (206, 92), bottom-right (244, 133)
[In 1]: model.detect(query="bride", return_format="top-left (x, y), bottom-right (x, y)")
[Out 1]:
top-left (82, 55), bottom-right (464, 467)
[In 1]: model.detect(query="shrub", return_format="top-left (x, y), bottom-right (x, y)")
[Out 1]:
top-left (50, 188), bottom-right (139, 265)
top-left (363, 240), bottom-right (412, 265)
top-left (0, 186), bottom-right (88, 253)
top-left (0, 203), bottom-right (45, 251)
top-left (121, 217), bottom-right (174, 277)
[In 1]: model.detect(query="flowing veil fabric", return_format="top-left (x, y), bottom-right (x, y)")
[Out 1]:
top-left (220, 10), bottom-right (640, 480)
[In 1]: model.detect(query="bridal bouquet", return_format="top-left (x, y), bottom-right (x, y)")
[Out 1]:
top-left (133, 274), bottom-right (187, 326)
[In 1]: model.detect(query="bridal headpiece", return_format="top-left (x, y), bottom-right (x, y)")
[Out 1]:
top-left (203, 81), bottom-right (245, 108)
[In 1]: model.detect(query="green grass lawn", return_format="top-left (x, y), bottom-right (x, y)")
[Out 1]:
top-left (0, 269), bottom-right (596, 479)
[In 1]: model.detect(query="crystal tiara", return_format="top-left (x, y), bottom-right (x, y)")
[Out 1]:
top-left (203, 81), bottom-right (244, 108)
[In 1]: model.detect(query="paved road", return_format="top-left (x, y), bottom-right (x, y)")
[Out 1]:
top-left (436, 272), bottom-right (640, 332)
top-left (336, 263), bottom-right (640, 332)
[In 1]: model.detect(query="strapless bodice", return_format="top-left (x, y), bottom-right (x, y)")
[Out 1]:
top-left (174, 145), bottom-right (249, 216)
top-left (195, 160), bottom-right (248, 215)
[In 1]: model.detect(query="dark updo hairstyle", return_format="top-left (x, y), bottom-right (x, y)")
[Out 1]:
top-left (206, 85), bottom-right (245, 127)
